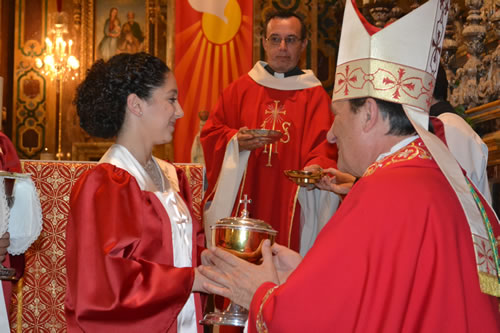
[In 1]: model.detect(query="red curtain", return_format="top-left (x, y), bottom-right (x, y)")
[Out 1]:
top-left (173, 0), bottom-right (253, 162)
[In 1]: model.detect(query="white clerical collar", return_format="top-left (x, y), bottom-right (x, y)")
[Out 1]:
top-left (248, 61), bottom-right (322, 91)
top-left (376, 135), bottom-right (419, 161)
top-left (263, 64), bottom-right (305, 78)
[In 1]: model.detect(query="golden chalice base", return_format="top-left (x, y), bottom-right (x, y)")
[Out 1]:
top-left (201, 226), bottom-right (276, 327)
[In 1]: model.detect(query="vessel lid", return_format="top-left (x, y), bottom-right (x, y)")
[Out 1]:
top-left (214, 216), bottom-right (277, 234)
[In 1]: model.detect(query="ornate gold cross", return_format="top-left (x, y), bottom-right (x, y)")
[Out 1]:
top-left (263, 100), bottom-right (286, 167)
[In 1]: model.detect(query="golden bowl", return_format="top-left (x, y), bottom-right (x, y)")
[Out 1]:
top-left (284, 169), bottom-right (323, 186)
top-left (212, 217), bottom-right (277, 263)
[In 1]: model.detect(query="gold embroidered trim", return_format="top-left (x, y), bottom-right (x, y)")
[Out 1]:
top-left (332, 59), bottom-right (435, 112)
top-left (478, 271), bottom-right (500, 297)
top-left (256, 285), bottom-right (279, 333)
top-left (288, 186), bottom-right (300, 248)
top-left (364, 141), bottom-right (431, 177)
top-left (16, 277), bottom-right (24, 332)
top-left (184, 165), bottom-right (192, 183)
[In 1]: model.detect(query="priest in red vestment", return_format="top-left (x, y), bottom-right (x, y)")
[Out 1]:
top-left (201, 12), bottom-right (339, 255)
top-left (67, 53), bottom-right (208, 332)
top-left (198, 1), bottom-right (500, 332)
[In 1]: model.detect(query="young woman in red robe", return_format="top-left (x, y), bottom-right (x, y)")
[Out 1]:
top-left (66, 53), bottom-right (208, 332)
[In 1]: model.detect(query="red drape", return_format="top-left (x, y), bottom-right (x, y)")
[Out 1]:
top-left (173, 0), bottom-right (253, 162)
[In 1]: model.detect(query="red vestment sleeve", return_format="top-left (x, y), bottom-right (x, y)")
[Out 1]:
top-left (298, 86), bottom-right (337, 169)
top-left (66, 164), bottom-right (196, 332)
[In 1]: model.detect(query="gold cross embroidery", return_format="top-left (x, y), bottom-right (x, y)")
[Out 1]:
top-left (262, 100), bottom-right (286, 167)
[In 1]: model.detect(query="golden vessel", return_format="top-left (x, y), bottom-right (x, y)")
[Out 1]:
top-left (201, 196), bottom-right (277, 327)
top-left (212, 216), bottom-right (277, 263)
top-left (284, 169), bottom-right (323, 186)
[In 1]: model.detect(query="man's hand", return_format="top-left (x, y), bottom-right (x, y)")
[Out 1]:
top-left (303, 164), bottom-right (322, 173)
top-left (198, 239), bottom-right (279, 309)
top-left (302, 164), bottom-right (323, 190)
top-left (237, 127), bottom-right (276, 151)
top-left (0, 232), bottom-right (10, 263)
top-left (316, 168), bottom-right (356, 195)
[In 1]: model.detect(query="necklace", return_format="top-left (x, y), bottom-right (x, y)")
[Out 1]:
top-left (144, 158), bottom-right (165, 192)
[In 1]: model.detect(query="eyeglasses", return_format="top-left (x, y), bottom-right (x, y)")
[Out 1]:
top-left (265, 35), bottom-right (302, 46)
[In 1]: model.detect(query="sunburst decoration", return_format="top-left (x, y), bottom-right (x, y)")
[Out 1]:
top-left (173, 0), bottom-right (253, 162)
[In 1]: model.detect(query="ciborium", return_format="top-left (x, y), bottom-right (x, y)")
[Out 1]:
top-left (201, 195), bottom-right (277, 327)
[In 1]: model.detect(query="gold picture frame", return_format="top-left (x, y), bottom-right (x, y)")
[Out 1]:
top-left (76, 0), bottom-right (172, 161)
top-left (79, 0), bottom-right (152, 77)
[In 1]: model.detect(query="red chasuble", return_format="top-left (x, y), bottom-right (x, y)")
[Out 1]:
top-left (248, 139), bottom-right (500, 332)
top-left (66, 164), bottom-right (204, 332)
top-left (0, 132), bottom-right (24, 310)
top-left (201, 73), bottom-right (337, 251)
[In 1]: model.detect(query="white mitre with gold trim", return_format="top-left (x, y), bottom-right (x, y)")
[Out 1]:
top-left (333, 0), bottom-right (500, 296)
top-left (333, 0), bottom-right (447, 126)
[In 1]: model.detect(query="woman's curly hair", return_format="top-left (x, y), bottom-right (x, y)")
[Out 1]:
top-left (74, 52), bottom-right (170, 138)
